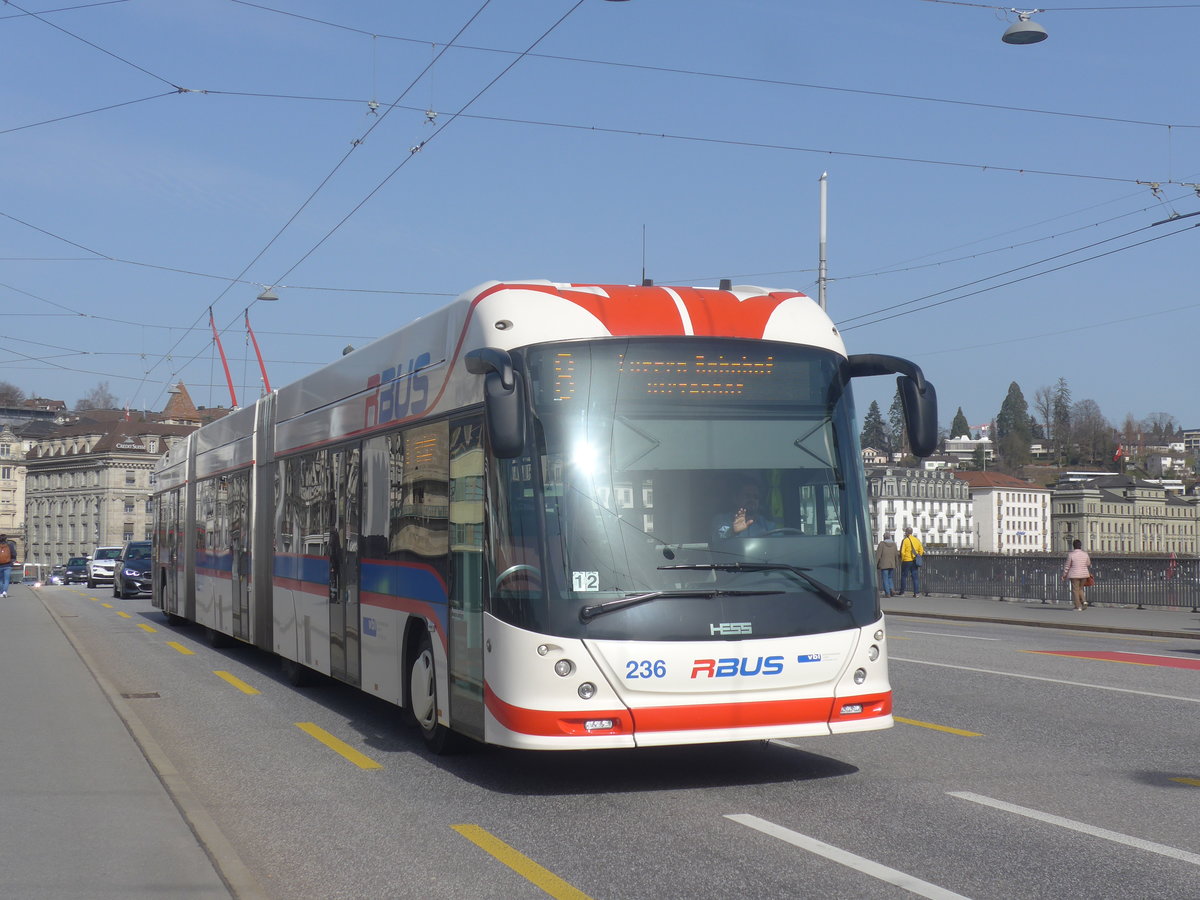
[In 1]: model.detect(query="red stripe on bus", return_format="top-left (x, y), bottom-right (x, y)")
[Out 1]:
top-left (673, 287), bottom-right (794, 338)
top-left (537, 284), bottom-right (688, 336)
top-left (484, 685), bottom-right (890, 737)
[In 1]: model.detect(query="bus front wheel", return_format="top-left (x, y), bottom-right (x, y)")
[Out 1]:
top-left (408, 629), bottom-right (460, 754)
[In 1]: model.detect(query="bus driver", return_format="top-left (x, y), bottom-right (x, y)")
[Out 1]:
top-left (711, 476), bottom-right (775, 541)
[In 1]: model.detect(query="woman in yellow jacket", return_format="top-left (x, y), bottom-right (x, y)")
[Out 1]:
top-left (899, 526), bottom-right (925, 597)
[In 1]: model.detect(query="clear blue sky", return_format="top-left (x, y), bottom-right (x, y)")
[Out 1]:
top-left (4, 0), bottom-right (1198, 434)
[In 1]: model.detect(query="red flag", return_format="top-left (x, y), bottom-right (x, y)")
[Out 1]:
top-left (1113, 445), bottom-right (1124, 461)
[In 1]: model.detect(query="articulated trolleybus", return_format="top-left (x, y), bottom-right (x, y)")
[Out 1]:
top-left (152, 279), bottom-right (936, 752)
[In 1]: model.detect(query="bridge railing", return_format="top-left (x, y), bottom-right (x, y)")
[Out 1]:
top-left (919, 553), bottom-right (1200, 610)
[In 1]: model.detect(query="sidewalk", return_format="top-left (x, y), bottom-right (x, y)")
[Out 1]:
top-left (883, 591), bottom-right (1200, 641)
top-left (0, 583), bottom-right (254, 899)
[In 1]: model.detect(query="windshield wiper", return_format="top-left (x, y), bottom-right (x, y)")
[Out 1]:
top-left (579, 588), bottom-right (784, 622)
top-left (658, 563), bottom-right (852, 612)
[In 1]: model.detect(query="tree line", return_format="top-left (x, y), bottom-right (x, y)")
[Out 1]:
top-left (860, 378), bottom-right (1184, 471)
top-left (0, 380), bottom-right (119, 412)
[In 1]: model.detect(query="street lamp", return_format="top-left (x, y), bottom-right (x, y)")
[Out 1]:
top-left (1002, 9), bottom-right (1048, 44)
top-left (247, 288), bottom-right (277, 395)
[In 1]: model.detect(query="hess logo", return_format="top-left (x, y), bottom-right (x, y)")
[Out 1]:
top-left (710, 622), bottom-right (752, 636)
top-left (690, 656), bottom-right (785, 678)
top-left (365, 352), bottom-right (432, 428)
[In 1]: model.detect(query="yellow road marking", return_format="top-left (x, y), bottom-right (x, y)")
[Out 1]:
top-left (116, 611), bottom-right (131, 618)
top-left (167, 641), bottom-right (195, 656)
top-left (1170, 777), bottom-right (1200, 787)
top-left (215, 670), bottom-right (260, 695)
top-left (137, 623), bottom-right (156, 633)
top-left (894, 716), bottom-right (982, 737)
top-left (295, 722), bottom-right (382, 770)
top-left (101, 602), bottom-right (113, 608)
top-left (452, 824), bottom-right (593, 900)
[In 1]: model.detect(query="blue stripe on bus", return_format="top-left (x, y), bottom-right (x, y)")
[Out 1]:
top-left (360, 559), bottom-right (448, 606)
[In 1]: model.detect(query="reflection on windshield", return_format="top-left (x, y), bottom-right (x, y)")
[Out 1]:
top-left (487, 338), bottom-right (874, 638)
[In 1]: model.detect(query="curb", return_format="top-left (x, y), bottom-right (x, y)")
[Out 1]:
top-left (884, 608), bottom-right (1200, 641)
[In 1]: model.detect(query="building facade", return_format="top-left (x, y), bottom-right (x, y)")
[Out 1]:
top-left (865, 466), bottom-right (974, 549)
top-left (1050, 474), bottom-right (1200, 555)
top-left (0, 426), bottom-right (27, 551)
top-left (954, 471), bottom-right (1052, 554)
top-left (24, 421), bottom-right (195, 565)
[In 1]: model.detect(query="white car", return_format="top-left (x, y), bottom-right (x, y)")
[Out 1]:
top-left (87, 546), bottom-right (124, 588)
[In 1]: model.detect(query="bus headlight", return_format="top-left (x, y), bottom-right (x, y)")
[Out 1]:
top-left (874, 629), bottom-right (885, 641)
top-left (853, 668), bottom-right (867, 685)
top-left (867, 645), bottom-right (880, 662)
top-left (554, 659), bottom-right (575, 677)
top-left (578, 682), bottom-right (596, 700)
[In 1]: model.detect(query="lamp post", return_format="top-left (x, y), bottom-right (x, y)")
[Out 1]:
top-left (246, 288), bottom-right (278, 395)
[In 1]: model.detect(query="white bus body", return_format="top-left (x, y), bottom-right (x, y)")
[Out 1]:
top-left (153, 280), bottom-right (936, 751)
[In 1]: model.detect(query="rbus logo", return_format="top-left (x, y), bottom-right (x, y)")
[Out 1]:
top-left (365, 352), bottom-right (432, 428)
top-left (690, 656), bottom-right (785, 678)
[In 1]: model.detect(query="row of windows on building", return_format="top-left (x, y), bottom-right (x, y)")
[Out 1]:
top-left (871, 481), bottom-right (967, 500)
top-left (27, 498), bottom-right (152, 516)
top-left (29, 523), bottom-right (152, 544)
top-left (26, 469), bottom-right (143, 490)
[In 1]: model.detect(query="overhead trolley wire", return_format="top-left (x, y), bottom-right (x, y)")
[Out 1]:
top-left (263, 0), bottom-right (590, 290)
top-left (838, 220), bottom-right (1200, 331)
top-left (5, 0), bottom-right (186, 91)
top-left (233, 0), bottom-right (1200, 130)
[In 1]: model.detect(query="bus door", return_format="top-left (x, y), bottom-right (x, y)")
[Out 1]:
top-left (328, 445), bottom-right (361, 686)
top-left (228, 470), bottom-right (251, 641)
top-left (448, 415), bottom-right (485, 739)
top-left (160, 489), bottom-right (181, 616)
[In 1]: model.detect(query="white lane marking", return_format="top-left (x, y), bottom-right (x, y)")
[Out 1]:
top-left (727, 814), bottom-right (971, 900)
top-left (892, 656), bottom-right (1200, 704)
top-left (949, 792), bottom-right (1200, 867)
top-left (904, 631), bottom-right (1000, 641)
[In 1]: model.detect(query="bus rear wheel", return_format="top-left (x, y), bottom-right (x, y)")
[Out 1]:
top-left (408, 630), bottom-right (460, 754)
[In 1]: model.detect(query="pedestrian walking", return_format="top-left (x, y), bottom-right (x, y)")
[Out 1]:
top-left (1063, 538), bottom-right (1092, 611)
top-left (898, 526), bottom-right (925, 597)
top-left (0, 534), bottom-right (16, 598)
top-left (875, 532), bottom-right (898, 597)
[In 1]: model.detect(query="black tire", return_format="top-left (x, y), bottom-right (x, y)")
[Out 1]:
top-left (408, 629), bottom-right (462, 754)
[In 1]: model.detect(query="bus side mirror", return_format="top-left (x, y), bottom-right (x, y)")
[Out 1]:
top-left (897, 375), bottom-right (938, 458)
top-left (846, 353), bottom-right (938, 458)
top-left (465, 348), bottom-right (526, 459)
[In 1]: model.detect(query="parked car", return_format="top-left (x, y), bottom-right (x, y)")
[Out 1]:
top-left (64, 556), bottom-right (89, 584)
top-left (87, 546), bottom-right (123, 588)
top-left (113, 541), bottom-right (153, 598)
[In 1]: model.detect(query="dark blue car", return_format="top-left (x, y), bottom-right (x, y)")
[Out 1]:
top-left (113, 541), bottom-right (153, 598)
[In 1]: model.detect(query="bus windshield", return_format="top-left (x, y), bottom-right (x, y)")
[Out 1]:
top-left (488, 337), bottom-right (876, 641)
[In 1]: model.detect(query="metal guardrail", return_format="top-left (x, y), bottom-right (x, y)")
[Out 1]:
top-left (919, 553), bottom-right (1200, 611)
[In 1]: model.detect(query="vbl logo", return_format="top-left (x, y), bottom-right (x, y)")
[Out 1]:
top-left (365, 351), bottom-right (432, 428)
top-left (690, 656), bottom-right (785, 678)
